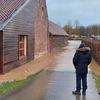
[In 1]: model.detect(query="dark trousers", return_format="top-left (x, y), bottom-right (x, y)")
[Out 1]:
top-left (76, 73), bottom-right (87, 92)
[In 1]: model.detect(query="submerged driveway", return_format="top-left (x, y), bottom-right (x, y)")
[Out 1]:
top-left (2, 40), bottom-right (100, 100)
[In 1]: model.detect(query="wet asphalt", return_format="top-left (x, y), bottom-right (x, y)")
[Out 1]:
top-left (1, 40), bottom-right (100, 100)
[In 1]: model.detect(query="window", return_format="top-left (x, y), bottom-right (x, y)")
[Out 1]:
top-left (41, 7), bottom-right (44, 17)
top-left (19, 35), bottom-right (27, 59)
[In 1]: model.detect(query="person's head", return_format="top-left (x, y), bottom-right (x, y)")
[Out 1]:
top-left (78, 42), bottom-right (85, 48)
top-left (77, 43), bottom-right (90, 52)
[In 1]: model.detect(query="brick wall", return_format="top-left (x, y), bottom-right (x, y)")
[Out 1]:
top-left (34, 0), bottom-right (49, 58)
top-left (50, 35), bottom-right (68, 51)
top-left (0, 31), bottom-right (3, 73)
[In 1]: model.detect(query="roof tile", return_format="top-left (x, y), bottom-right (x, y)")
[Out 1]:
top-left (0, 0), bottom-right (26, 24)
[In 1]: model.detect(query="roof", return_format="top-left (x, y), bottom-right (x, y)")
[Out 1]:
top-left (49, 21), bottom-right (68, 36)
top-left (0, 0), bottom-right (26, 25)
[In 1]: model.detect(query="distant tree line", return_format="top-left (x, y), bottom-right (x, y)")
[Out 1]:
top-left (63, 23), bottom-right (100, 36)
top-left (63, 24), bottom-right (86, 36)
top-left (86, 25), bottom-right (100, 36)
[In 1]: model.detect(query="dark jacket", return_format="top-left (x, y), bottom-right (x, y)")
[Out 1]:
top-left (73, 47), bottom-right (92, 74)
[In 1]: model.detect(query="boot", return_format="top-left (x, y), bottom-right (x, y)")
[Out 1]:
top-left (82, 90), bottom-right (86, 95)
top-left (72, 90), bottom-right (81, 95)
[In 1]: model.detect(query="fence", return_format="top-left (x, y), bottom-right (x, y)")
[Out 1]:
top-left (83, 39), bottom-right (100, 65)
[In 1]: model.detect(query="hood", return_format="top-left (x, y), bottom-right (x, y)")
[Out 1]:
top-left (77, 47), bottom-right (91, 52)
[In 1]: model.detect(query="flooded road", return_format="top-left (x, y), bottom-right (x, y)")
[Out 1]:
top-left (2, 40), bottom-right (100, 100)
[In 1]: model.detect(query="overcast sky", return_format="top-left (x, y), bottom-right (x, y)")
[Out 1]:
top-left (46, 0), bottom-right (100, 27)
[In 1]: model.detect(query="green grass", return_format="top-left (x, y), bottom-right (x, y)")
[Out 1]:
top-left (93, 74), bottom-right (100, 92)
top-left (0, 70), bottom-right (43, 95)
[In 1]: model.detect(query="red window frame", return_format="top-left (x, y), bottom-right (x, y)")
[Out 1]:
top-left (18, 35), bottom-right (27, 59)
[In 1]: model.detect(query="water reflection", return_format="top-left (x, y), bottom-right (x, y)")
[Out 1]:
top-left (82, 96), bottom-right (87, 100)
top-left (75, 96), bottom-right (87, 100)
top-left (75, 96), bottom-right (80, 100)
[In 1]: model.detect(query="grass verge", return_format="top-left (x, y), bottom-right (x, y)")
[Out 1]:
top-left (93, 74), bottom-right (100, 93)
top-left (0, 69), bottom-right (43, 95)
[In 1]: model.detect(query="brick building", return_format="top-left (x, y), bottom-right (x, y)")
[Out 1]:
top-left (0, 0), bottom-right (69, 74)
top-left (0, 0), bottom-right (48, 74)
top-left (49, 21), bottom-right (68, 51)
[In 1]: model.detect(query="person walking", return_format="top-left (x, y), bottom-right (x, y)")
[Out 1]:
top-left (72, 42), bottom-right (92, 95)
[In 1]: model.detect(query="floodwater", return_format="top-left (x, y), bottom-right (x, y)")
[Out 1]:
top-left (1, 40), bottom-right (100, 100)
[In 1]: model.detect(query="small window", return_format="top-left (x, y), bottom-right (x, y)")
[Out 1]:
top-left (41, 7), bottom-right (44, 17)
top-left (18, 35), bottom-right (27, 59)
